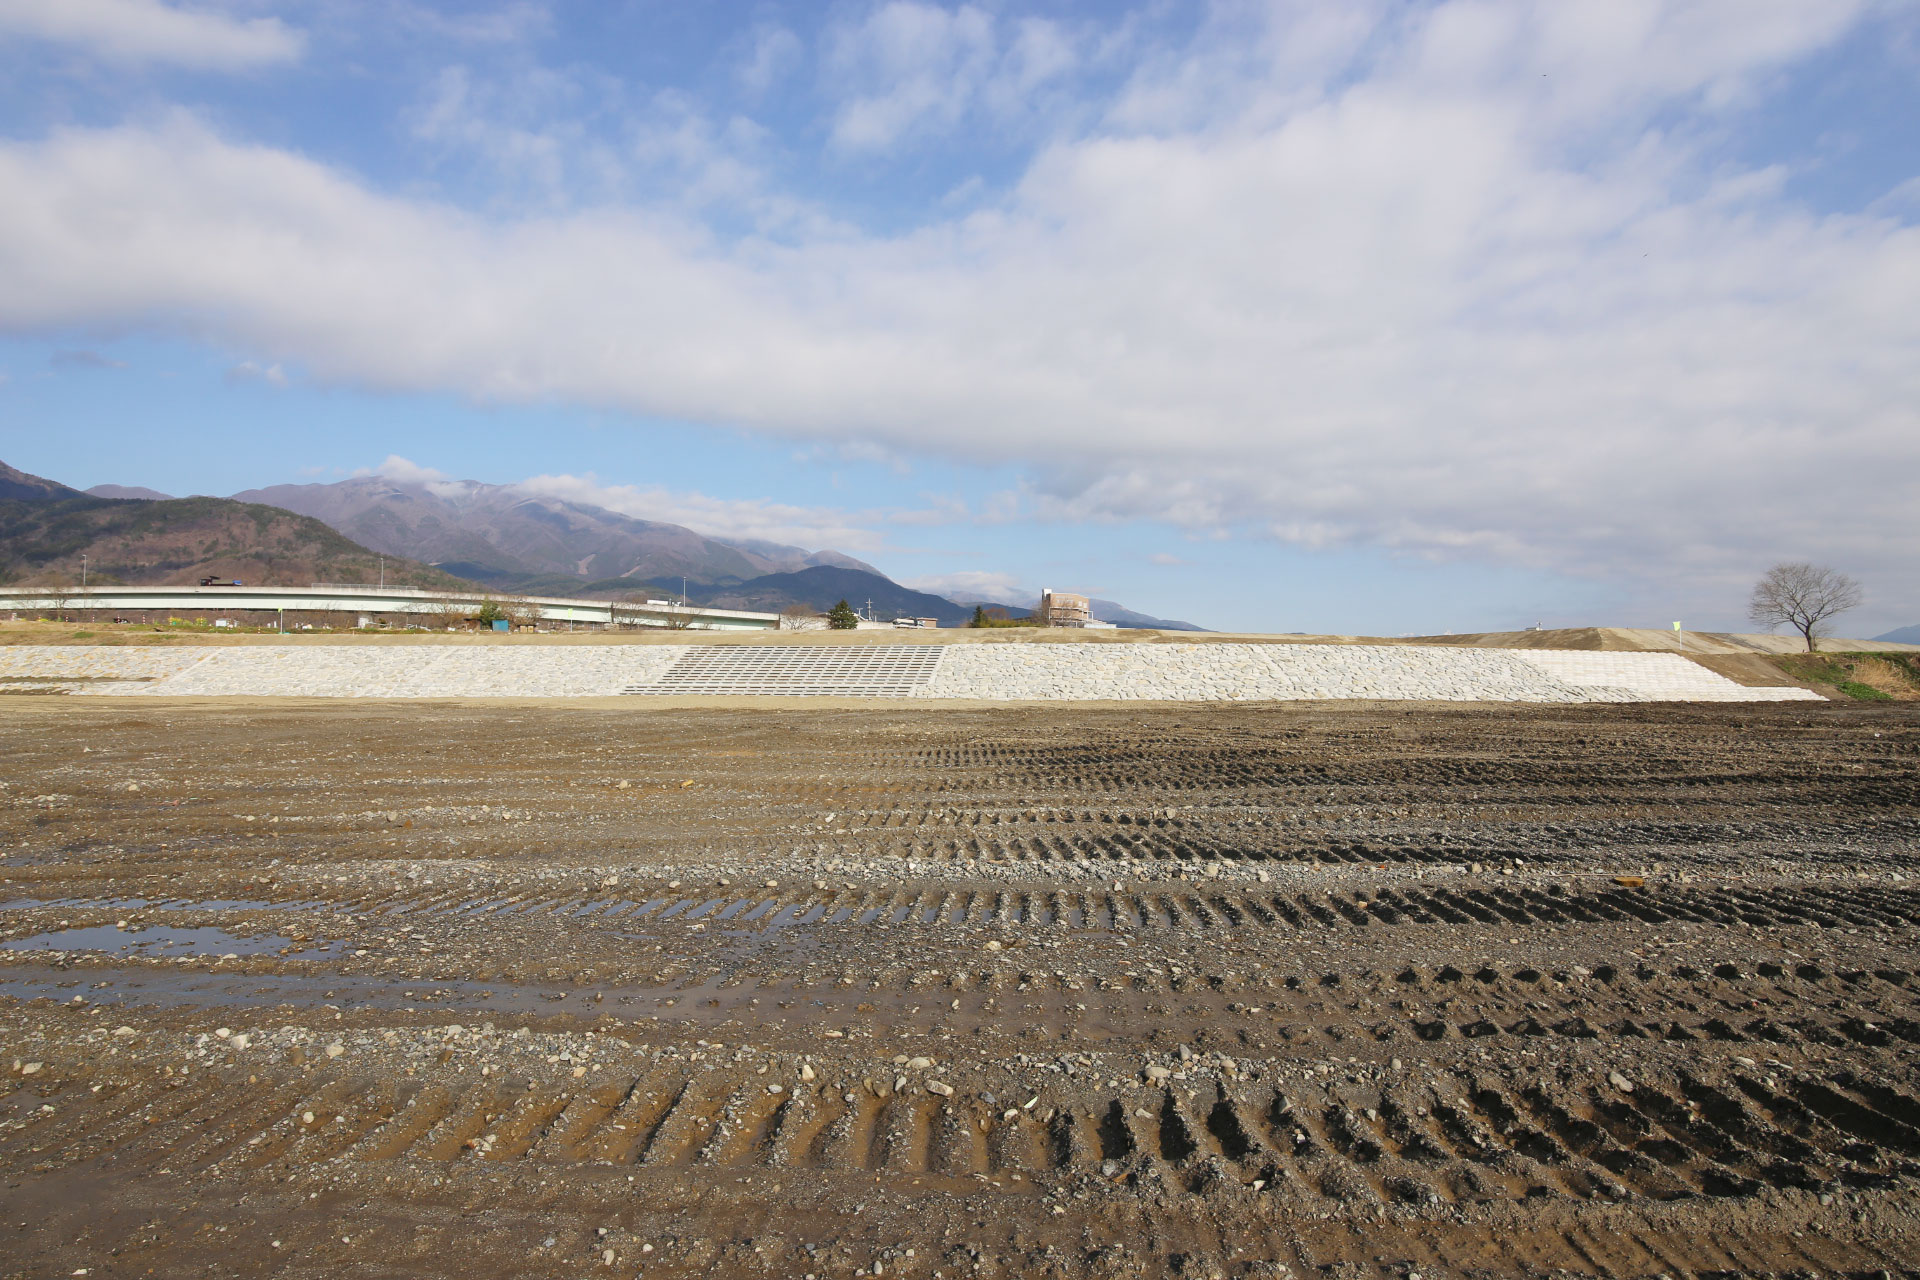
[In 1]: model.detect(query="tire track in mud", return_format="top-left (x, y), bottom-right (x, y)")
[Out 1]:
top-left (13, 1050), bottom-right (1920, 1211)
top-left (6, 700), bottom-right (1920, 1279)
top-left (13, 880), bottom-right (1920, 939)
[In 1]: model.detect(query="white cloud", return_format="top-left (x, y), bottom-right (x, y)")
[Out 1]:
top-left (902, 570), bottom-right (1032, 606)
top-left (0, 0), bottom-right (302, 70)
top-left (1869, 174), bottom-right (1920, 219)
top-left (824, 2), bottom-right (1076, 151)
top-left (354, 454), bottom-right (485, 502)
top-left (354, 458), bottom-right (915, 553)
top-left (51, 348), bottom-right (125, 369)
top-left (738, 23), bottom-right (802, 95)
top-left (391, 1), bottom-right (550, 45)
top-left (224, 359), bottom-right (285, 386)
top-left (408, 63), bottom-right (617, 207)
top-left (0, 3), bottom-right (1914, 615)
top-left (356, 454), bottom-right (446, 483)
top-left (885, 492), bottom-right (970, 526)
top-left (405, 64), bottom-right (799, 226)
top-left (514, 471), bottom-right (891, 554)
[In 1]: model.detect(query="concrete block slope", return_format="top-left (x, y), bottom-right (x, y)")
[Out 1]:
top-left (919, 642), bottom-right (1563, 701)
top-left (918, 643), bottom-right (1824, 702)
top-left (1507, 649), bottom-right (1824, 702)
top-left (0, 641), bottom-right (1825, 701)
top-left (0, 645), bottom-right (209, 693)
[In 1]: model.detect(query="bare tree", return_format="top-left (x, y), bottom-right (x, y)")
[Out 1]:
top-left (1749, 562), bottom-right (1862, 652)
top-left (502, 594), bottom-right (539, 630)
top-left (780, 602), bottom-right (822, 631)
top-left (40, 572), bottom-right (76, 622)
top-left (426, 596), bottom-right (470, 630)
top-left (611, 592), bottom-right (693, 631)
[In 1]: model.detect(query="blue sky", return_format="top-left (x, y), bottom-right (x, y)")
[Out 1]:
top-left (1, 1), bottom-right (1916, 635)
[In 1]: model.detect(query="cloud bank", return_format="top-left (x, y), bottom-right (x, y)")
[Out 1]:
top-left (0, 1), bottom-right (1915, 604)
top-left (0, 0), bottom-right (302, 70)
top-left (902, 570), bottom-right (1035, 606)
top-left (347, 456), bottom-right (889, 552)
top-left (515, 471), bottom-right (892, 553)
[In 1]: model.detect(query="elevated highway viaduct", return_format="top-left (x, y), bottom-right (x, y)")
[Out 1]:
top-left (0, 584), bottom-right (780, 630)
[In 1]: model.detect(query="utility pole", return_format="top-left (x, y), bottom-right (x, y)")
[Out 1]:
top-left (80, 555), bottom-right (88, 590)
top-left (379, 556), bottom-right (385, 589)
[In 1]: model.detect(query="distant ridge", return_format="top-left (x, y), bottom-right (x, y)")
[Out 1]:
top-left (232, 469), bottom-right (1203, 628)
top-left (0, 462), bottom-right (1203, 629)
top-left (698, 565), bottom-right (993, 625)
top-left (0, 461), bottom-right (82, 502)
top-left (1089, 598), bottom-right (1205, 631)
top-left (0, 459), bottom-right (468, 590)
top-left (233, 475), bottom-right (880, 587)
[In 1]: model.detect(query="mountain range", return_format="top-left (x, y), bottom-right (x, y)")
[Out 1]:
top-left (6, 461), bottom-right (1204, 628)
top-left (229, 476), bottom-right (880, 590)
top-left (1, 463), bottom-right (462, 590)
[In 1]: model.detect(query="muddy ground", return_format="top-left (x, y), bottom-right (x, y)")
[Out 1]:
top-left (1, 697), bottom-right (1917, 1279)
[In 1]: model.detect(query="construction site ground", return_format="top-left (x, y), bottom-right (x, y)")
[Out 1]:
top-left (3, 696), bottom-right (1918, 1279)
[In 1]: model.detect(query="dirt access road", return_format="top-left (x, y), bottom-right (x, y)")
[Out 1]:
top-left (2, 698), bottom-right (1918, 1279)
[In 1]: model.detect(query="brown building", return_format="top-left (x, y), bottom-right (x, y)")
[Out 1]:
top-left (1039, 588), bottom-right (1092, 627)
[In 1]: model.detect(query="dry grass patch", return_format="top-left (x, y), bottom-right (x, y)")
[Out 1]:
top-left (1848, 656), bottom-right (1920, 700)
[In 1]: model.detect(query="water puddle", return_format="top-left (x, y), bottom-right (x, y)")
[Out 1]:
top-left (0, 923), bottom-right (329, 957)
top-left (2, 889), bottom-right (1161, 940)
top-left (3, 896), bottom-right (328, 916)
top-left (0, 966), bottom-right (1145, 1043)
